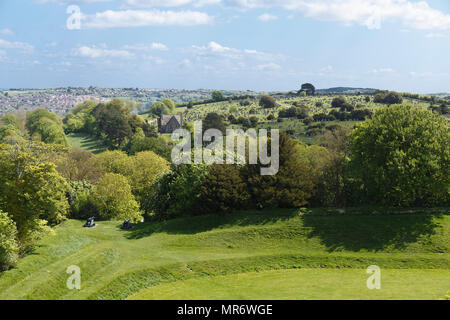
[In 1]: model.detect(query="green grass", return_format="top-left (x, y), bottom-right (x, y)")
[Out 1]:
top-left (0, 208), bottom-right (448, 300)
top-left (66, 132), bottom-right (107, 154)
top-left (130, 269), bottom-right (450, 300)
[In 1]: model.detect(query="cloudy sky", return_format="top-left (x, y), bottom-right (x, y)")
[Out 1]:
top-left (0, 0), bottom-right (450, 92)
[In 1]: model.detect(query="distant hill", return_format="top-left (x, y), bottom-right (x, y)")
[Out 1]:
top-left (316, 87), bottom-right (378, 94)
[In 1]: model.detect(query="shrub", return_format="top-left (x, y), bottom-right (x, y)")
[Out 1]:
top-left (259, 95), bottom-right (277, 109)
top-left (0, 210), bottom-right (19, 271)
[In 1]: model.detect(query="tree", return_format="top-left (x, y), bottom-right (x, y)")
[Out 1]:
top-left (26, 109), bottom-right (68, 146)
top-left (300, 83), bottom-right (315, 96)
top-left (259, 95), bottom-right (277, 109)
top-left (146, 164), bottom-right (208, 220)
top-left (314, 126), bottom-right (352, 206)
top-left (212, 90), bottom-right (225, 102)
top-left (0, 140), bottom-right (69, 249)
top-left (130, 151), bottom-right (170, 203)
top-left (203, 112), bottom-right (226, 135)
top-left (161, 99), bottom-right (176, 111)
top-left (92, 173), bottom-right (142, 221)
top-left (127, 128), bottom-right (172, 160)
top-left (92, 100), bottom-right (133, 149)
top-left (97, 150), bottom-right (134, 177)
top-left (242, 132), bottom-right (315, 209)
top-left (348, 105), bottom-right (449, 207)
top-left (0, 210), bottom-right (19, 271)
top-left (201, 164), bottom-right (250, 213)
top-left (97, 149), bottom-right (169, 204)
top-left (67, 181), bottom-right (98, 220)
top-left (373, 91), bottom-right (403, 104)
top-left (63, 100), bottom-right (98, 134)
top-left (55, 148), bottom-right (104, 184)
top-left (148, 100), bottom-right (175, 118)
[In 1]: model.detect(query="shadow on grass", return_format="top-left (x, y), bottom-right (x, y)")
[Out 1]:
top-left (68, 133), bottom-right (107, 154)
top-left (301, 212), bottom-right (444, 252)
top-left (125, 209), bottom-right (297, 239)
top-left (125, 207), bottom-right (446, 252)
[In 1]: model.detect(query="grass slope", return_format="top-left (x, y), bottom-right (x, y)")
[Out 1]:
top-left (130, 269), bottom-right (450, 300)
top-left (66, 132), bottom-right (107, 154)
top-left (0, 209), bottom-right (448, 300)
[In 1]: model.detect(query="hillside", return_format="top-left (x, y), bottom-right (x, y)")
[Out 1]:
top-left (0, 208), bottom-right (448, 300)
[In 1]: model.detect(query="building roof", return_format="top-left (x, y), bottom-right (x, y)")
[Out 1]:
top-left (160, 114), bottom-right (182, 126)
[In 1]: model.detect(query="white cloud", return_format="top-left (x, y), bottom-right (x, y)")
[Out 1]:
top-left (0, 39), bottom-right (34, 52)
top-left (123, 42), bottom-right (169, 51)
top-left (123, 0), bottom-right (220, 7)
top-left (82, 9), bottom-right (213, 28)
top-left (372, 68), bottom-right (395, 73)
top-left (320, 65), bottom-right (333, 73)
top-left (255, 62), bottom-right (281, 71)
top-left (258, 13), bottom-right (278, 22)
top-left (124, 0), bottom-right (193, 7)
top-left (224, 0), bottom-right (450, 30)
top-left (0, 29), bottom-right (14, 36)
top-left (425, 33), bottom-right (448, 38)
top-left (73, 46), bottom-right (134, 58)
top-left (38, 0), bottom-right (112, 3)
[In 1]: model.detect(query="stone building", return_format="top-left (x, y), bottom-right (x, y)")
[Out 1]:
top-left (158, 114), bottom-right (183, 133)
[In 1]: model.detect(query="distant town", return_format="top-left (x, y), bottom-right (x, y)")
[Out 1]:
top-left (0, 87), bottom-right (257, 116)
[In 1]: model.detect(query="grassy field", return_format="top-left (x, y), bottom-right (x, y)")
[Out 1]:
top-left (0, 208), bottom-right (448, 300)
top-left (130, 269), bottom-right (450, 300)
top-left (66, 132), bottom-right (107, 154)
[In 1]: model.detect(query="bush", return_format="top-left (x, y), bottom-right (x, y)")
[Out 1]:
top-left (259, 95), bottom-right (277, 109)
top-left (200, 164), bottom-right (250, 214)
top-left (348, 105), bottom-right (449, 207)
top-left (92, 173), bottom-right (142, 221)
top-left (0, 210), bottom-right (19, 271)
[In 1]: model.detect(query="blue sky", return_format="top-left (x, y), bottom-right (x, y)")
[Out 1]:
top-left (0, 0), bottom-right (450, 93)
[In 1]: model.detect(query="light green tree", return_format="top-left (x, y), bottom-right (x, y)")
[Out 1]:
top-left (0, 140), bottom-right (69, 249)
top-left (0, 210), bottom-right (19, 271)
top-left (348, 105), bottom-right (449, 206)
top-left (92, 173), bottom-right (142, 221)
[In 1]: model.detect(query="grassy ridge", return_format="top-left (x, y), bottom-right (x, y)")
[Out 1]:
top-left (0, 209), bottom-right (448, 300)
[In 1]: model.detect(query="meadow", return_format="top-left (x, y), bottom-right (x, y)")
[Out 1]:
top-left (179, 94), bottom-right (433, 143)
top-left (0, 208), bottom-right (448, 300)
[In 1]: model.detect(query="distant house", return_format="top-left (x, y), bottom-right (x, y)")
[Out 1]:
top-left (158, 114), bottom-right (183, 134)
